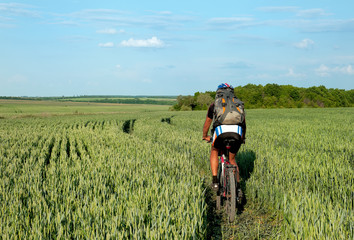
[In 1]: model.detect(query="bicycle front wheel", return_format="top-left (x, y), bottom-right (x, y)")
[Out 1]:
top-left (226, 168), bottom-right (236, 222)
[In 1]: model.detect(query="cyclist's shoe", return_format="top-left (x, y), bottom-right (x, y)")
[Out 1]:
top-left (211, 183), bottom-right (219, 192)
top-left (236, 188), bottom-right (243, 204)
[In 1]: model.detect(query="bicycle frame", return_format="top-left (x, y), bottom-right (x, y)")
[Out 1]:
top-left (219, 153), bottom-right (236, 196)
top-left (218, 142), bottom-right (237, 197)
top-left (216, 138), bottom-right (238, 222)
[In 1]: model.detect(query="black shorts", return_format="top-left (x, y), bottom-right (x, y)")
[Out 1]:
top-left (212, 132), bottom-right (242, 154)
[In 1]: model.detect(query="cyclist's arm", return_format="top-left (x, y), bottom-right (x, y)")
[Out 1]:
top-left (203, 103), bottom-right (214, 142)
top-left (203, 116), bottom-right (212, 141)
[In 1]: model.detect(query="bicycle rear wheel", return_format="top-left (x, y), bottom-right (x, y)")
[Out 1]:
top-left (216, 194), bottom-right (221, 210)
top-left (216, 159), bottom-right (223, 210)
top-left (226, 168), bottom-right (236, 222)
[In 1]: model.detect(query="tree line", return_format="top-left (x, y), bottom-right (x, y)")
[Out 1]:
top-left (0, 96), bottom-right (176, 105)
top-left (73, 98), bottom-right (174, 105)
top-left (171, 84), bottom-right (354, 110)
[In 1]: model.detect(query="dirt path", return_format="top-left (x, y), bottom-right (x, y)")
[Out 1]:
top-left (204, 182), bottom-right (282, 239)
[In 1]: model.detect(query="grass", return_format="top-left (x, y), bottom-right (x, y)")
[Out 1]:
top-left (0, 100), bottom-right (352, 239)
top-left (0, 99), bottom-right (169, 118)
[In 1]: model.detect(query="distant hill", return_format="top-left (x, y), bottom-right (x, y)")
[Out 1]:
top-left (0, 95), bottom-right (177, 106)
top-left (171, 84), bottom-right (354, 110)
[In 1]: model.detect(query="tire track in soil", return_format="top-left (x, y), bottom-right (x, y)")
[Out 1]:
top-left (205, 183), bottom-right (223, 239)
top-left (205, 185), bottom-right (282, 239)
top-left (204, 150), bottom-right (281, 239)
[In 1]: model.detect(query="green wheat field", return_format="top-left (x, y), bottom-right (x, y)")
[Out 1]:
top-left (0, 100), bottom-right (353, 239)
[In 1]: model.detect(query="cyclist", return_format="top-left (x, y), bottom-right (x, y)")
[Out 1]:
top-left (202, 83), bottom-right (246, 195)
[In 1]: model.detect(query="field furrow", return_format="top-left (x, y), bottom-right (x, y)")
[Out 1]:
top-left (0, 108), bottom-right (352, 239)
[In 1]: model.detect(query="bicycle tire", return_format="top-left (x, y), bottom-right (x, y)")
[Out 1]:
top-left (216, 158), bottom-right (223, 210)
top-left (216, 195), bottom-right (221, 210)
top-left (226, 169), bottom-right (236, 222)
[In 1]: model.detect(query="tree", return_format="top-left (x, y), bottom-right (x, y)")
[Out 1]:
top-left (289, 88), bottom-right (301, 101)
top-left (170, 84), bottom-right (354, 111)
top-left (235, 84), bottom-right (263, 108)
top-left (264, 84), bottom-right (281, 98)
top-left (196, 93), bottom-right (213, 110)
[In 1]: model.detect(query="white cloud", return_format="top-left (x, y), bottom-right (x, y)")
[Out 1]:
top-left (257, 6), bottom-right (299, 13)
top-left (294, 38), bottom-right (314, 49)
top-left (315, 64), bottom-right (330, 77)
top-left (146, 10), bottom-right (172, 15)
top-left (0, 15), bottom-right (11, 21)
top-left (208, 17), bottom-right (254, 24)
top-left (97, 28), bottom-right (117, 34)
top-left (0, 3), bottom-right (40, 18)
top-left (74, 8), bottom-right (127, 16)
top-left (207, 17), bottom-right (257, 29)
top-left (208, 17), bottom-right (354, 33)
top-left (315, 64), bottom-right (354, 76)
top-left (62, 8), bottom-right (192, 31)
top-left (286, 68), bottom-right (296, 76)
top-left (54, 21), bottom-right (79, 26)
top-left (158, 11), bottom-right (172, 15)
top-left (120, 36), bottom-right (164, 48)
top-left (299, 19), bottom-right (354, 33)
top-left (246, 73), bottom-right (273, 80)
top-left (335, 65), bottom-right (354, 75)
top-left (284, 68), bottom-right (305, 78)
top-left (297, 8), bottom-right (332, 18)
top-left (258, 6), bottom-right (331, 18)
top-left (98, 42), bottom-right (114, 47)
top-left (96, 28), bottom-right (125, 34)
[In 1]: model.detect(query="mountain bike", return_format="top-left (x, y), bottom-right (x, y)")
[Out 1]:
top-left (215, 138), bottom-right (240, 222)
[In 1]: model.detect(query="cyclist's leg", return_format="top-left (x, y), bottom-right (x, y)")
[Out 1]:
top-left (229, 141), bottom-right (242, 183)
top-left (229, 152), bottom-right (240, 183)
top-left (230, 140), bottom-right (243, 203)
top-left (210, 146), bottom-right (220, 191)
top-left (210, 145), bottom-right (219, 177)
top-left (229, 152), bottom-right (236, 165)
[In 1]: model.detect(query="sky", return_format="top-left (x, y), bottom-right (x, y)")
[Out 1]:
top-left (1, 0), bottom-right (354, 96)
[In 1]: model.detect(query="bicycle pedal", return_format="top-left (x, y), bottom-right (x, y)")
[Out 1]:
top-left (211, 183), bottom-right (219, 192)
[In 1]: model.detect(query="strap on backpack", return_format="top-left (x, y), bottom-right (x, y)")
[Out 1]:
top-left (218, 96), bottom-right (230, 124)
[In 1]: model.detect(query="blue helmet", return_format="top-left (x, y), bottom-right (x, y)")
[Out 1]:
top-left (217, 83), bottom-right (233, 90)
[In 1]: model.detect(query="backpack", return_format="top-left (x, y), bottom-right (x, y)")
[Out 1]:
top-left (213, 88), bottom-right (245, 128)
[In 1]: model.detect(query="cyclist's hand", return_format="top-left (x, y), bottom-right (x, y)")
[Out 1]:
top-left (203, 136), bottom-right (211, 142)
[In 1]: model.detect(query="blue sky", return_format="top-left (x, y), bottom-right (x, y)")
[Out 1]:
top-left (1, 0), bottom-right (353, 96)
